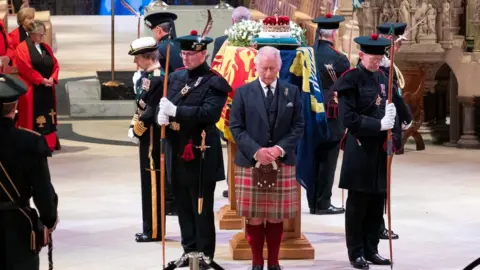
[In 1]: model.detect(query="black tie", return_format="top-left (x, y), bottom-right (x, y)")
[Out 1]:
top-left (266, 85), bottom-right (274, 108)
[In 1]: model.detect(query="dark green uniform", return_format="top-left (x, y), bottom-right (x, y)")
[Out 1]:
top-left (334, 35), bottom-right (394, 269)
top-left (0, 74), bottom-right (58, 270)
top-left (157, 30), bottom-right (232, 269)
top-left (310, 14), bottom-right (349, 214)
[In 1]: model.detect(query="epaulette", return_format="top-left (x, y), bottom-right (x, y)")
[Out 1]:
top-left (328, 44), bottom-right (345, 56)
top-left (175, 67), bottom-right (186, 72)
top-left (340, 68), bottom-right (355, 77)
top-left (210, 68), bottom-right (222, 77)
top-left (19, 127), bottom-right (41, 136)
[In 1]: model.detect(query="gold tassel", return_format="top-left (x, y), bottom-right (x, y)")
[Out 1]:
top-left (393, 63), bottom-right (405, 89)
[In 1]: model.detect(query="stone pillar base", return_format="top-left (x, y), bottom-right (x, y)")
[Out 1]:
top-left (457, 96), bottom-right (480, 149)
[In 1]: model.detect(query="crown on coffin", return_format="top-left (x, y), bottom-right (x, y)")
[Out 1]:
top-left (262, 15), bottom-right (291, 32)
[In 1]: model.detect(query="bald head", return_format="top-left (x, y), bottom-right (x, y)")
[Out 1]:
top-left (255, 46), bottom-right (282, 85)
top-left (232, 6), bottom-right (251, 23)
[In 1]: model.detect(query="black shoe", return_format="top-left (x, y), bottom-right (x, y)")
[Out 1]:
top-left (315, 205), bottom-right (345, 215)
top-left (249, 266), bottom-right (264, 270)
top-left (166, 201), bottom-right (178, 216)
top-left (309, 208), bottom-right (316, 214)
top-left (379, 229), bottom-right (399, 240)
top-left (167, 253), bottom-right (189, 268)
top-left (222, 190), bottom-right (228, 198)
top-left (267, 266), bottom-right (283, 270)
top-left (199, 259), bottom-right (211, 270)
top-left (135, 233), bottom-right (161, 242)
top-left (350, 256), bottom-right (369, 269)
top-left (366, 254), bottom-right (391, 265)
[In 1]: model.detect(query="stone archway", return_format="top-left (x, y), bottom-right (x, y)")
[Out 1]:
top-left (434, 63), bottom-right (461, 146)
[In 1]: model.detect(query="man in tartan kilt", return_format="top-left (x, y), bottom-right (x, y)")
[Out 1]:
top-left (229, 46), bottom-right (305, 270)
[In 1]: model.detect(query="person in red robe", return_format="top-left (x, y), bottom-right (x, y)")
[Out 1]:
top-left (0, 20), bottom-right (16, 73)
top-left (8, 7), bottom-right (35, 51)
top-left (14, 19), bottom-right (60, 151)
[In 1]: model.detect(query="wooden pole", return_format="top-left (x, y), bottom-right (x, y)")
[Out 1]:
top-left (103, 0), bottom-right (123, 87)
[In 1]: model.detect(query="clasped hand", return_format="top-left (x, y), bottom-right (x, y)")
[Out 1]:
top-left (380, 102), bottom-right (397, 131)
top-left (43, 78), bottom-right (54, 87)
top-left (256, 147), bottom-right (282, 165)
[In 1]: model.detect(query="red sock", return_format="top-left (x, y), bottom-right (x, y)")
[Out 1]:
top-left (246, 223), bottom-right (265, 266)
top-left (265, 221), bottom-right (283, 266)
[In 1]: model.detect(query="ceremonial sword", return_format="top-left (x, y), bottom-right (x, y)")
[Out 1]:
top-left (196, 130), bottom-right (210, 214)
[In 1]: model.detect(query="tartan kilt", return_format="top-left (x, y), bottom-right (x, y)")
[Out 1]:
top-left (235, 163), bottom-right (298, 219)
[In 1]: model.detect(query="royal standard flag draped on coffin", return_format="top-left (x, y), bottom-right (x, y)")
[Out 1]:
top-left (279, 47), bottom-right (329, 190)
top-left (213, 44), bottom-right (329, 189)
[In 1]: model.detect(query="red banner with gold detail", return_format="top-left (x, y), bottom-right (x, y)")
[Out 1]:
top-left (212, 43), bottom-right (258, 143)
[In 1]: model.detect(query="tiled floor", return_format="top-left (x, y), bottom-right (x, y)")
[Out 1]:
top-left (6, 15), bottom-right (480, 270)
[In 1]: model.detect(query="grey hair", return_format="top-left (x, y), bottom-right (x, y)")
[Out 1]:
top-left (255, 46), bottom-right (282, 68)
top-left (232, 6), bottom-right (252, 23)
top-left (158, 22), bottom-right (170, 33)
top-left (142, 50), bottom-right (159, 61)
top-left (318, 29), bottom-right (336, 38)
top-left (26, 20), bottom-right (46, 35)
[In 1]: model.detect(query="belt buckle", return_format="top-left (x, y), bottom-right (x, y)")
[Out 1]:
top-left (169, 122), bottom-right (180, 131)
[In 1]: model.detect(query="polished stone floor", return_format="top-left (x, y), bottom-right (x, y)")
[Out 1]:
top-left (6, 14), bottom-right (479, 270)
top-left (40, 118), bottom-right (480, 270)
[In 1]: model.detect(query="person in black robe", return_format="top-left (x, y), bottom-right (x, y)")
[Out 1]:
top-left (127, 37), bottom-right (168, 242)
top-left (157, 30), bottom-right (232, 269)
top-left (144, 12), bottom-right (184, 73)
top-left (333, 34), bottom-right (397, 269)
top-left (0, 74), bottom-right (58, 270)
top-left (309, 13), bottom-right (350, 215)
top-left (376, 22), bottom-right (413, 241)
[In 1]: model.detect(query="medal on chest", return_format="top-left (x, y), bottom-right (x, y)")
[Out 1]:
top-left (181, 76), bottom-right (203, 96)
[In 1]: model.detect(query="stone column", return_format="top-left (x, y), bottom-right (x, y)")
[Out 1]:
top-left (338, 0), bottom-right (360, 66)
top-left (474, 0), bottom-right (480, 51)
top-left (457, 96), bottom-right (480, 149)
top-left (444, 71), bottom-right (460, 147)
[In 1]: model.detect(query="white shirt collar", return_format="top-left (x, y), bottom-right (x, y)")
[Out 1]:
top-left (259, 78), bottom-right (277, 96)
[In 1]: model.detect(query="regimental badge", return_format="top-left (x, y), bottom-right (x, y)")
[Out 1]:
top-left (333, 91), bottom-right (339, 104)
top-left (180, 85), bottom-right (191, 95)
top-left (36, 116), bottom-right (46, 128)
top-left (284, 88), bottom-right (288, 97)
top-left (141, 78), bottom-right (151, 91)
top-left (380, 84), bottom-right (386, 97)
top-left (169, 122), bottom-right (180, 131)
top-left (375, 94), bottom-right (382, 106)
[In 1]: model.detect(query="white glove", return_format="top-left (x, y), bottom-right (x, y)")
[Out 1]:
top-left (132, 70), bottom-right (142, 93)
top-left (159, 97), bottom-right (177, 117)
top-left (128, 128), bottom-right (139, 144)
top-left (380, 102), bottom-right (396, 131)
top-left (402, 121), bottom-right (412, 130)
top-left (157, 109), bottom-right (170, 126)
top-left (385, 101), bottom-right (397, 118)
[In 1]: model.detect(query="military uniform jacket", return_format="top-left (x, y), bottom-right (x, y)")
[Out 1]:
top-left (314, 40), bottom-right (350, 143)
top-left (379, 64), bottom-right (413, 128)
top-left (157, 35), bottom-right (184, 73)
top-left (334, 63), bottom-right (402, 193)
top-left (0, 118), bottom-right (58, 269)
top-left (131, 66), bottom-right (165, 142)
top-left (164, 62), bottom-right (232, 185)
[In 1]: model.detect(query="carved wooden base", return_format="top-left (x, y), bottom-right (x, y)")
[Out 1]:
top-left (229, 232), bottom-right (315, 260)
top-left (215, 205), bottom-right (243, 230)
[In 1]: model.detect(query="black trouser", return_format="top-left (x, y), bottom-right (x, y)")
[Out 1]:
top-left (139, 139), bottom-right (165, 237)
top-left (308, 141), bottom-right (341, 210)
top-left (172, 179), bottom-right (216, 258)
top-left (345, 190), bottom-right (385, 260)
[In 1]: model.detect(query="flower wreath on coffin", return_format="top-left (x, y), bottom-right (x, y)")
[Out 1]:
top-left (211, 14), bottom-right (308, 142)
